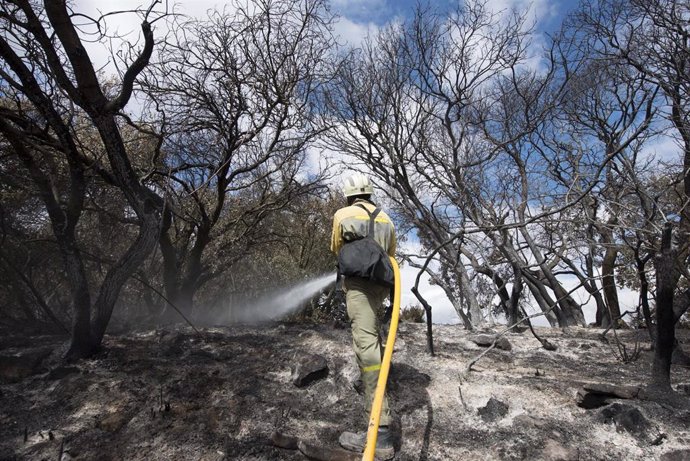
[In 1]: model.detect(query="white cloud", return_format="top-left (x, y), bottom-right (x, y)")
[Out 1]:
top-left (397, 241), bottom-right (462, 324)
top-left (484, 0), bottom-right (558, 24)
top-left (71, 0), bottom-right (236, 74)
top-left (332, 16), bottom-right (378, 47)
top-left (640, 132), bottom-right (682, 164)
top-left (481, 0), bottom-right (560, 73)
top-left (399, 261), bottom-right (462, 324)
top-left (330, 0), bottom-right (387, 13)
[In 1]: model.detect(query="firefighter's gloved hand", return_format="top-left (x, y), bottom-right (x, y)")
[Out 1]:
top-left (382, 303), bottom-right (393, 324)
top-left (332, 288), bottom-right (347, 324)
top-left (334, 287), bottom-right (345, 306)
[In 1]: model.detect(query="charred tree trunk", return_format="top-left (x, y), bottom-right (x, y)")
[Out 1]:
top-left (650, 223), bottom-right (678, 392)
top-left (159, 217), bottom-right (210, 322)
top-left (476, 265), bottom-right (522, 325)
top-left (159, 208), bottom-right (180, 321)
top-left (509, 266), bottom-right (524, 326)
top-left (411, 286), bottom-right (434, 356)
top-left (575, 254), bottom-right (606, 325)
top-left (519, 229), bottom-right (585, 327)
top-left (61, 234), bottom-right (96, 359)
top-left (51, 2), bottom-right (162, 357)
top-left (551, 280), bottom-right (586, 327)
top-left (85, 110), bottom-right (163, 346)
top-left (456, 268), bottom-right (483, 327)
top-left (634, 248), bottom-right (655, 342)
top-left (599, 234), bottom-right (621, 328)
top-left (522, 272), bottom-right (560, 327)
top-left (90, 211), bottom-right (162, 345)
top-left (584, 220), bottom-right (608, 325)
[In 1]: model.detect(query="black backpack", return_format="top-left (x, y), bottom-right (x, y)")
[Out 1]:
top-left (337, 205), bottom-right (395, 288)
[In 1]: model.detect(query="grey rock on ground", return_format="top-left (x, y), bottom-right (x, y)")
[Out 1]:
top-left (576, 382), bottom-right (641, 409)
top-left (471, 334), bottom-right (512, 351)
top-left (541, 438), bottom-right (579, 461)
top-left (291, 354), bottom-right (329, 387)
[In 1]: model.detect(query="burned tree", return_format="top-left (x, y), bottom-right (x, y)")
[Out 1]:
top-left (139, 0), bottom-right (335, 320)
top-left (571, 0), bottom-right (690, 391)
top-left (533, 27), bottom-right (658, 328)
top-left (324, 1), bottom-right (539, 328)
top-left (0, 0), bottom-right (165, 358)
top-left (324, 1), bottom-right (600, 328)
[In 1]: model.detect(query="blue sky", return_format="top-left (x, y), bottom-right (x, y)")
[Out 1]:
top-left (329, 0), bottom-right (572, 27)
top-left (73, 0), bottom-right (579, 68)
top-left (326, 0), bottom-right (578, 54)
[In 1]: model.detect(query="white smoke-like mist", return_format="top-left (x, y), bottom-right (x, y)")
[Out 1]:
top-left (224, 272), bottom-right (336, 324)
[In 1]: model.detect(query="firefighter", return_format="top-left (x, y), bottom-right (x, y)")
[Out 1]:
top-left (330, 172), bottom-right (396, 459)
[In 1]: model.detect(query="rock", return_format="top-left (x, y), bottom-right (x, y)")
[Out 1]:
top-left (297, 440), bottom-right (361, 461)
top-left (583, 383), bottom-right (641, 400)
top-left (0, 347), bottom-right (53, 383)
top-left (46, 366), bottom-right (79, 381)
top-left (661, 449), bottom-right (690, 461)
top-left (512, 414), bottom-right (548, 429)
top-left (597, 403), bottom-right (652, 439)
top-left (676, 383), bottom-right (690, 396)
top-left (576, 383), bottom-right (641, 409)
top-left (541, 438), bottom-right (578, 461)
top-left (576, 389), bottom-right (610, 409)
top-left (97, 409), bottom-right (133, 432)
top-left (291, 354), bottom-right (329, 387)
top-left (471, 334), bottom-right (512, 351)
top-left (271, 431), bottom-right (299, 450)
top-left (478, 397), bottom-right (509, 422)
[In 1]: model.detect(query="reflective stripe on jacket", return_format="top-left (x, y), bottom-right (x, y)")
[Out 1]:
top-left (330, 199), bottom-right (396, 257)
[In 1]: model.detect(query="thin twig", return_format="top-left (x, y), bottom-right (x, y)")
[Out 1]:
top-left (129, 275), bottom-right (202, 336)
top-left (457, 385), bottom-right (469, 411)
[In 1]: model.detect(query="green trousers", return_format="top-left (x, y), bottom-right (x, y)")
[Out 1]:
top-left (344, 277), bottom-right (392, 427)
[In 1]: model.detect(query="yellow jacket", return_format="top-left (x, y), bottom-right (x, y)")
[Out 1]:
top-left (330, 199), bottom-right (396, 257)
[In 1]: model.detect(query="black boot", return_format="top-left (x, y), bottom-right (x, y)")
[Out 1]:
top-left (339, 427), bottom-right (395, 459)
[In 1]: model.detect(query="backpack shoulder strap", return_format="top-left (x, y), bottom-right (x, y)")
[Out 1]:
top-left (355, 203), bottom-right (380, 237)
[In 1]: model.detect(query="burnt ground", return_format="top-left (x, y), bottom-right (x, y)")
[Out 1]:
top-left (1, 323), bottom-right (690, 461)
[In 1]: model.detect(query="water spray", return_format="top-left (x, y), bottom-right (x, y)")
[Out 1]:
top-left (229, 273), bottom-right (336, 324)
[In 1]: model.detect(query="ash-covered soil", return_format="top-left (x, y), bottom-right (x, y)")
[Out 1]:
top-left (1, 323), bottom-right (690, 460)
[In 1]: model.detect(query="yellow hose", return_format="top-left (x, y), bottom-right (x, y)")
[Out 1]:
top-left (362, 257), bottom-right (401, 461)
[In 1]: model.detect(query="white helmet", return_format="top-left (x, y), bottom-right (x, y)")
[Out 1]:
top-left (342, 173), bottom-right (374, 198)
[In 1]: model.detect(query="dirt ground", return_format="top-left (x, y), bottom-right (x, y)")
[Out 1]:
top-left (1, 323), bottom-right (690, 461)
